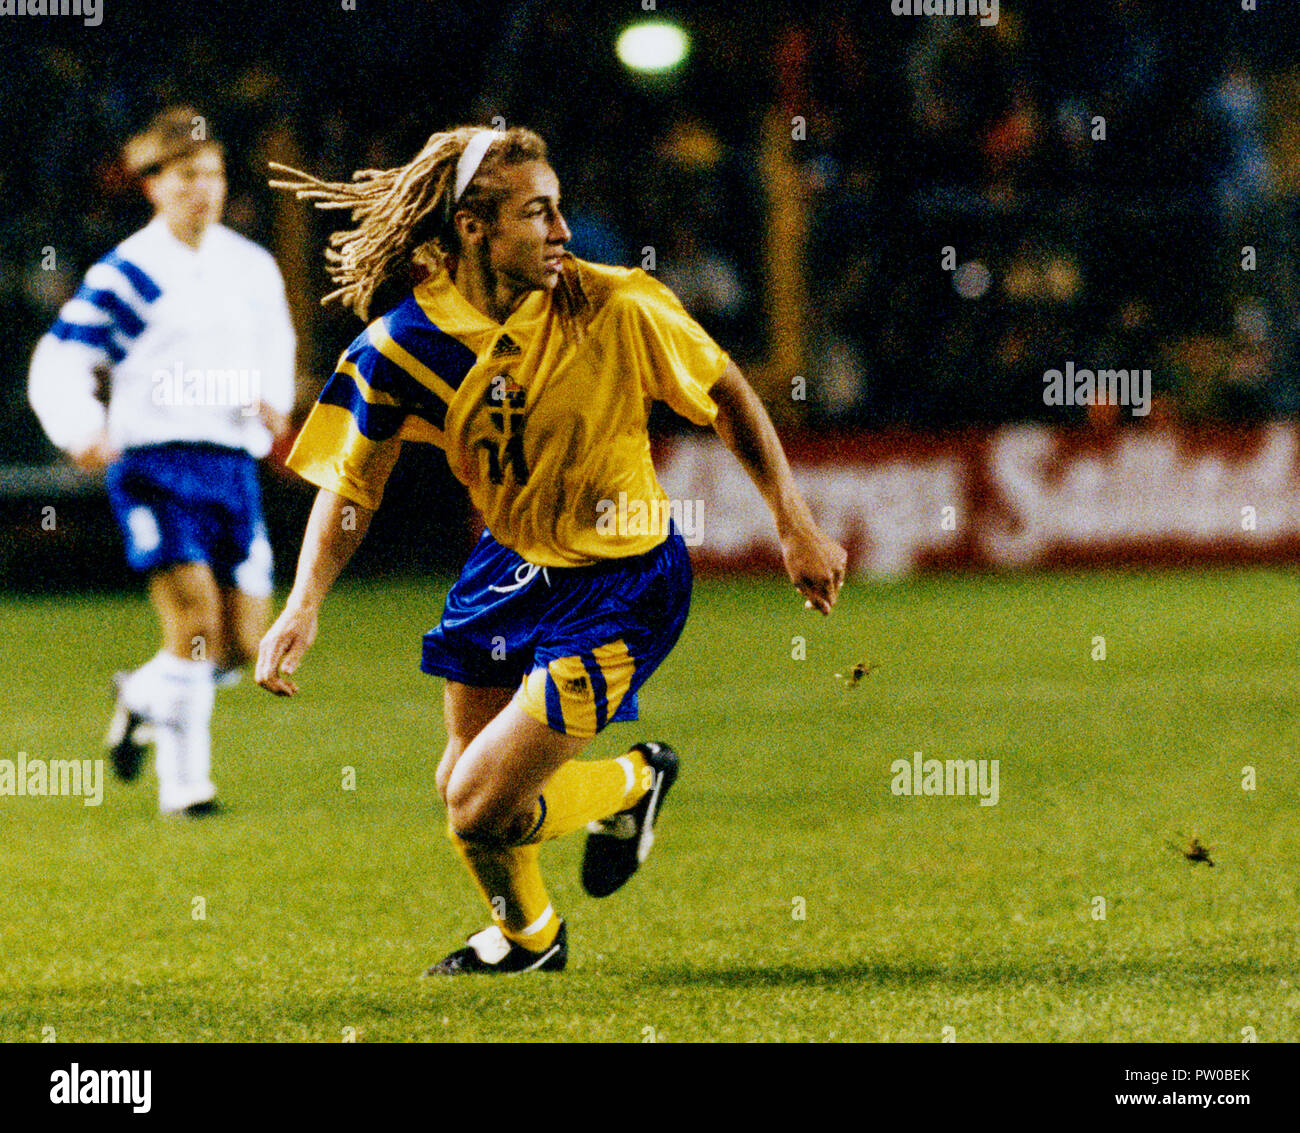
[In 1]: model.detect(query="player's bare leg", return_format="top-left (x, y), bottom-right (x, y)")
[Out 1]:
top-left (443, 699), bottom-right (588, 843)
top-left (150, 562), bottom-right (224, 660)
top-left (434, 681), bottom-right (514, 803)
top-left (108, 562), bottom-right (221, 813)
top-left (216, 586), bottom-right (271, 683)
top-left (428, 686), bottom-right (679, 974)
top-left (447, 689), bottom-right (683, 896)
top-left (429, 691), bottom-right (583, 973)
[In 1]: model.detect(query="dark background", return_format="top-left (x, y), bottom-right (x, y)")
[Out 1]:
top-left (3, 0), bottom-right (1300, 588)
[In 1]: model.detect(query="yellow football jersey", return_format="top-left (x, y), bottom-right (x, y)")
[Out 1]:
top-left (286, 254), bottom-right (730, 566)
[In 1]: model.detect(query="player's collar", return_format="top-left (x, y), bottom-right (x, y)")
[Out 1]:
top-left (147, 214), bottom-right (216, 257)
top-left (414, 264), bottom-right (556, 337)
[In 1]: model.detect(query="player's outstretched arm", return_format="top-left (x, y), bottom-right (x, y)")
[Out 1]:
top-left (709, 361), bottom-right (847, 615)
top-left (256, 488), bottom-right (374, 696)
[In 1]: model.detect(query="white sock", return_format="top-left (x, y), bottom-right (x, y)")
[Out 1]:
top-left (119, 652), bottom-right (168, 716)
top-left (123, 652), bottom-right (216, 812)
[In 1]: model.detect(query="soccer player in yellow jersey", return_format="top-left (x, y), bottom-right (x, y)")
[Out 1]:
top-left (256, 125), bottom-right (846, 973)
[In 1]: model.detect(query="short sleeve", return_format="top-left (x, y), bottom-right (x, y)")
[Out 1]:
top-left (285, 334), bottom-right (440, 510)
top-left (626, 272), bottom-right (731, 427)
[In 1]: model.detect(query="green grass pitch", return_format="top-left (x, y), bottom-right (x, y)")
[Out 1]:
top-left (2, 568), bottom-right (1298, 1042)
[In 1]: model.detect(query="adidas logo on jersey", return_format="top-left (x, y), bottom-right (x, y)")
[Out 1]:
top-left (491, 333), bottom-right (522, 359)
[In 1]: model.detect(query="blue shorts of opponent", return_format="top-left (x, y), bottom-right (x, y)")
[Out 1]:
top-left (421, 521), bottom-right (692, 739)
top-left (105, 442), bottom-right (273, 596)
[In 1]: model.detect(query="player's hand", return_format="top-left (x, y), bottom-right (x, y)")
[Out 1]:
top-left (781, 520), bottom-right (847, 616)
top-left (69, 430), bottom-right (119, 473)
top-left (255, 603), bottom-right (318, 697)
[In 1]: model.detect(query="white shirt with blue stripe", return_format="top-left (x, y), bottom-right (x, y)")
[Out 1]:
top-left (28, 215), bottom-right (295, 459)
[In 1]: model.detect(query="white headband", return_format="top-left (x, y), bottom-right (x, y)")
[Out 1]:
top-left (454, 128), bottom-right (500, 202)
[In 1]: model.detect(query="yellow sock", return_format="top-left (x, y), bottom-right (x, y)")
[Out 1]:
top-left (448, 824), bottom-right (560, 951)
top-left (520, 749), bottom-right (650, 845)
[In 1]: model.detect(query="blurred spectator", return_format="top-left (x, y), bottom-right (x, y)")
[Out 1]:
top-left (2, 0), bottom-right (1300, 459)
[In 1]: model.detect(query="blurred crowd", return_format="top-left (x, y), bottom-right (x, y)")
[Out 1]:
top-left (3, 0), bottom-right (1300, 466)
top-left (801, 0), bottom-right (1300, 427)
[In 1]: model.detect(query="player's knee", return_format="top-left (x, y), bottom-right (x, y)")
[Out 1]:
top-left (162, 592), bottom-right (220, 649)
top-left (445, 781), bottom-right (491, 839)
top-left (446, 781), bottom-right (526, 845)
top-left (167, 579), bottom-right (213, 616)
top-left (435, 743), bottom-right (462, 802)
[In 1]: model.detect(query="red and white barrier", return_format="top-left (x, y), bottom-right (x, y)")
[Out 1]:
top-left (655, 424), bottom-right (1300, 576)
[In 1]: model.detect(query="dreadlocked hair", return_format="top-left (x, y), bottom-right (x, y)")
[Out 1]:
top-left (269, 124), bottom-right (587, 333)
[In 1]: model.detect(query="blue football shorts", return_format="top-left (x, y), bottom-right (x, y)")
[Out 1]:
top-left (421, 522), bottom-right (692, 739)
top-left (105, 442), bottom-right (273, 596)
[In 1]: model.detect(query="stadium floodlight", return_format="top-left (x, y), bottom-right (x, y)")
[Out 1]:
top-left (615, 20), bottom-right (691, 75)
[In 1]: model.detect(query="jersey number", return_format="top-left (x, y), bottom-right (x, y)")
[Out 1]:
top-left (475, 410), bottom-right (529, 485)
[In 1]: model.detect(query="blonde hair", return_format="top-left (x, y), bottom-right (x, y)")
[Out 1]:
top-left (270, 124), bottom-right (586, 327)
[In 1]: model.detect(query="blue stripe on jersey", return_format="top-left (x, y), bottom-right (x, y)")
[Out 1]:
top-left (579, 651), bottom-right (609, 733)
top-left (347, 339), bottom-right (448, 432)
top-left (316, 370), bottom-right (410, 441)
top-left (73, 286), bottom-right (147, 339)
top-left (543, 673), bottom-right (565, 733)
top-left (49, 319), bottom-right (127, 363)
top-left (101, 252), bottom-right (162, 304)
top-left (385, 296), bottom-right (478, 391)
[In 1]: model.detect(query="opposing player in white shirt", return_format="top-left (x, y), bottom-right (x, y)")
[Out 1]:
top-left (28, 106), bottom-right (296, 816)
